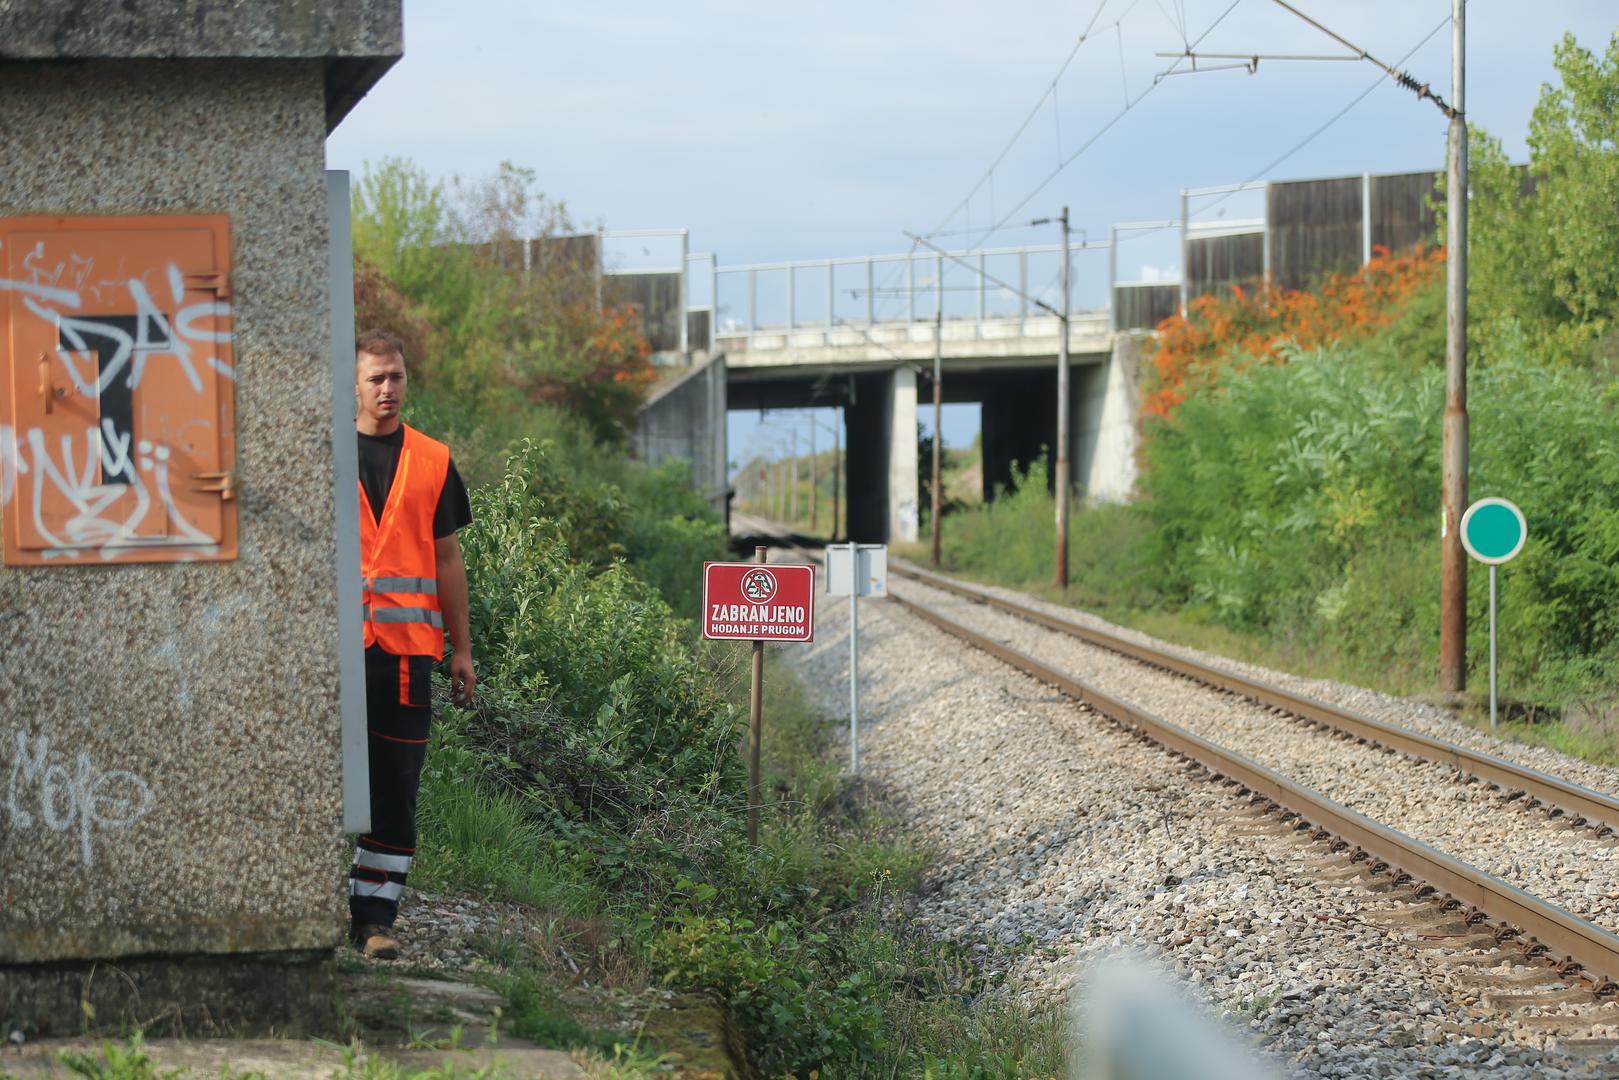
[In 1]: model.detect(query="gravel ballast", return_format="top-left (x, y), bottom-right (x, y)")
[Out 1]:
top-left (890, 572), bottom-right (1619, 935)
top-left (785, 572), bottom-right (1619, 1079)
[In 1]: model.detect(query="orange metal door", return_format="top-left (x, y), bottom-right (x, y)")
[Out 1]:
top-left (1, 214), bottom-right (237, 564)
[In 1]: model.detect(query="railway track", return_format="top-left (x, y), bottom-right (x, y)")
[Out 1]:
top-left (738, 525), bottom-right (1619, 1013)
top-left (887, 560), bottom-right (1619, 837)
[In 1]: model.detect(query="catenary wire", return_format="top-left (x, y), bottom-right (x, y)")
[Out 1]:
top-left (1189, 9), bottom-right (1453, 223)
top-left (924, 0), bottom-right (1139, 239)
top-left (960, 0), bottom-right (1246, 252)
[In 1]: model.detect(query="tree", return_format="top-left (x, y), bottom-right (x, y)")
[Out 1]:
top-left (1464, 31), bottom-right (1619, 369)
top-left (351, 159), bottom-right (653, 446)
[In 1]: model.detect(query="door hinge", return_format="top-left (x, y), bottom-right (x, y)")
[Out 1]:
top-left (184, 271), bottom-right (232, 298)
top-left (193, 465), bottom-right (236, 501)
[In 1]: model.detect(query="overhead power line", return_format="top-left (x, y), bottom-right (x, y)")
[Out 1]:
top-left (925, 0), bottom-right (1138, 239)
top-left (1189, 10), bottom-right (1453, 223)
top-left (960, 0), bottom-right (1245, 251)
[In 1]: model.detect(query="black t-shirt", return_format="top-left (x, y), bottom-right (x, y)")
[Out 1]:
top-left (357, 426), bottom-right (472, 539)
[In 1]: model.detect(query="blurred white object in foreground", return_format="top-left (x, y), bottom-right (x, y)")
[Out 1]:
top-left (1075, 955), bottom-right (1281, 1080)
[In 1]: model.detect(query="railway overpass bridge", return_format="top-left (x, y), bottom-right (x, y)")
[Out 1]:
top-left (630, 165), bottom-right (1444, 542)
top-left (637, 237), bottom-right (1157, 544)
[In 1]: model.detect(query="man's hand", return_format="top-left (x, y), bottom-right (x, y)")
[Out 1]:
top-left (449, 651), bottom-right (476, 706)
top-left (435, 532), bottom-right (475, 706)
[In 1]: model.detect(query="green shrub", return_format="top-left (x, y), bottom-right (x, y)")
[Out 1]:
top-left (457, 441), bottom-right (743, 831)
top-left (1141, 345), bottom-right (1619, 701)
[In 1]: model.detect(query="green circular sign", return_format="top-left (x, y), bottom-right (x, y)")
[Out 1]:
top-left (1460, 498), bottom-right (1527, 565)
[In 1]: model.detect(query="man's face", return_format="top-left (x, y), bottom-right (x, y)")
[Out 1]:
top-left (356, 349), bottom-right (406, 424)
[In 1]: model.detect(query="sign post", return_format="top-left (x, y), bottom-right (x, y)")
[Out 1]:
top-left (747, 548), bottom-right (766, 846)
top-left (702, 553), bottom-right (816, 844)
top-left (826, 543), bottom-right (888, 772)
top-left (1459, 497), bottom-right (1528, 727)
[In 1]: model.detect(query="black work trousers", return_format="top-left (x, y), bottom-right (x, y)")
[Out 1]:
top-left (349, 644), bottom-right (435, 928)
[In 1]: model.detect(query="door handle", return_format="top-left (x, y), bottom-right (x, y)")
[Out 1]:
top-left (38, 353), bottom-right (55, 414)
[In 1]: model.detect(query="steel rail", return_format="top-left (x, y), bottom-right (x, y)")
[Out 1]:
top-left (888, 588), bottom-right (1619, 994)
top-left (890, 560), bottom-right (1619, 836)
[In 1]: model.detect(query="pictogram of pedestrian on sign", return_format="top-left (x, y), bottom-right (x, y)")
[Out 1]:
top-left (741, 567), bottom-right (778, 604)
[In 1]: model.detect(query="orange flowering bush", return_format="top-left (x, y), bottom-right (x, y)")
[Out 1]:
top-left (1143, 245), bottom-right (1446, 418)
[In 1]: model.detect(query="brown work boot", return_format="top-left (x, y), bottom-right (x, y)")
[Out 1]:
top-left (351, 923), bottom-right (400, 960)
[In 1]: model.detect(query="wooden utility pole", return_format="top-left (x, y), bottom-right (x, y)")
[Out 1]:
top-left (1440, 0), bottom-right (1468, 692)
top-left (1055, 206), bottom-right (1071, 589)
top-left (931, 306), bottom-right (943, 565)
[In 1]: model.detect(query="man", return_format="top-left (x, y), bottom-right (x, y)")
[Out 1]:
top-left (349, 330), bottom-right (476, 960)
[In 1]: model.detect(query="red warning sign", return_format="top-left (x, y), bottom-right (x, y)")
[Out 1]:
top-left (701, 561), bottom-right (816, 641)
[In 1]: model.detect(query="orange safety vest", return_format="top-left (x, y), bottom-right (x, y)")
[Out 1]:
top-left (359, 424), bottom-right (450, 658)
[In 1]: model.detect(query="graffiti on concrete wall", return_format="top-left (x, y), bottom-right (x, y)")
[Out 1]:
top-left (0, 218), bottom-right (237, 564)
top-left (2, 731), bottom-right (155, 868)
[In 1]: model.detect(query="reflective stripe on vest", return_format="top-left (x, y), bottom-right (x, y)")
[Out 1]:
top-left (370, 607), bottom-right (444, 628)
top-left (359, 424), bottom-right (451, 658)
top-left (367, 576), bottom-right (438, 596)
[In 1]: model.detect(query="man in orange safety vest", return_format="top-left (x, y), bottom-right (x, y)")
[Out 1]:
top-left (349, 329), bottom-right (476, 960)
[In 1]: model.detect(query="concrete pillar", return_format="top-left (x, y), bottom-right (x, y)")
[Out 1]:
top-left (635, 354), bottom-right (729, 516)
top-left (887, 366), bottom-right (919, 543)
top-left (1084, 336), bottom-right (1142, 502)
top-left (0, 1), bottom-right (401, 1036)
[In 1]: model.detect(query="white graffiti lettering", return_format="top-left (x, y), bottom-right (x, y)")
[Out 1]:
top-left (6, 252), bottom-right (233, 558)
top-left (3, 732), bottom-right (155, 868)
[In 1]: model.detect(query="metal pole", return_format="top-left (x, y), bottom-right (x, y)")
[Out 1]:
top-left (709, 257), bottom-right (718, 353)
top-left (849, 542), bottom-right (860, 774)
top-left (1361, 172), bottom-right (1373, 265)
top-left (907, 252), bottom-right (915, 328)
top-left (1441, 0), bottom-right (1469, 693)
top-left (1108, 225), bottom-right (1119, 333)
top-left (1489, 564), bottom-right (1498, 727)
top-left (1262, 183), bottom-right (1272, 284)
top-left (825, 259), bottom-right (834, 337)
top-left (931, 306), bottom-right (943, 566)
top-left (1179, 190), bottom-right (1190, 315)
top-left (747, 268), bottom-right (756, 347)
top-left (866, 258), bottom-right (874, 325)
top-left (790, 428), bottom-right (799, 524)
top-left (977, 251), bottom-right (986, 335)
top-left (809, 417), bottom-right (818, 533)
top-left (786, 265), bottom-right (795, 331)
top-left (1018, 249), bottom-right (1028, 334)
top-left (1056, 207), bottom-right (1071, 589)
top-left (679, 229), bottom-right (690, 354)
top-left (747, 544), bottom-right (766, 844)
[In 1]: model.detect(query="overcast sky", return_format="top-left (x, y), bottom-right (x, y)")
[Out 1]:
top-left (327, 2), bottom-right (1617, 456)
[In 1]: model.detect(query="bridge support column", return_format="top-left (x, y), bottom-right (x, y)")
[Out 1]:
top-left (840, 368), bottom-right (918, 543)
top-left (1077, 335), bottom-right (1140, 502)
top-left (888, 366), bottom-right (919, 543)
